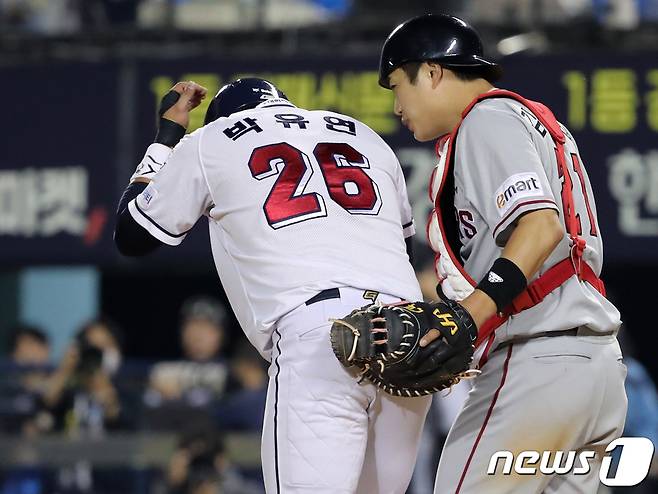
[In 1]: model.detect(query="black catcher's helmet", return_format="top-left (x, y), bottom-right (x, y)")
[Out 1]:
top-left (204, 77), bottom-right (289, 124)
top-left (378, 14), bottom-right (502, 89)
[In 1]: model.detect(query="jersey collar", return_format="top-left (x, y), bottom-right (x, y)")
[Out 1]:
top-left (434, 87), bottom-right (502, 157)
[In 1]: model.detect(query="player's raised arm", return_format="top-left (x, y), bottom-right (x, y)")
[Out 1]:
top-left (114, 81), bottom-right (208, 256)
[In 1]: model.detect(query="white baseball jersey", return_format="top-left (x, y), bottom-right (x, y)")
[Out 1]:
top-left (435, 97), bottom-right (620, 342)
top-left (128, 100), bottom-right (421, 358)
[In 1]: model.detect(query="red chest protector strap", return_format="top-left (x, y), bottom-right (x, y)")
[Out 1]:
top-left (435, 90), bottom-right (606, 349)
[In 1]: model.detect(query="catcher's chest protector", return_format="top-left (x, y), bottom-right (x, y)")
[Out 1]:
top-left (427, 90), bottom-right (604, 350)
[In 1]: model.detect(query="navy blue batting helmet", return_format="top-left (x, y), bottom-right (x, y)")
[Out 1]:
top-left (204, 77), bottom-right (289, 125)
top-left (379, 14), bottom-right (502, 89)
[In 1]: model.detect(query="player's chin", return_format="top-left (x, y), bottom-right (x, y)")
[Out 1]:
top-left (413, 124), bottom-right (446, 142)
top-left (412, 130), bottom-right (436, 142)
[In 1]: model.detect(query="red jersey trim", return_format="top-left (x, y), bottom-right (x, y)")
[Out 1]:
top-left (433, 133), bottom-right (477, 287)
top-left (492, 199), bottom-right (559, 239)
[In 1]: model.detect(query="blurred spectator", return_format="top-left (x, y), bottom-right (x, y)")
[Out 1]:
top-left (0, 325), bottom-right (51, 434)
top-left (0, 0), bottom-right (79, 34)
top-left (79, 318), bottom-right (124, 375)
top-left (613, 329), bottom-right (658, 493)
top-left (79, 0), bottom-right (142, 29)
top-left (215, 343), bottom-right (267, 432)
top-left (165, 424), bottom-right (262, 494)
top-left (179, 297), bottom-right (227, 364)
top-left (9, 325), bottom-right (50, 366)
top-left (466, 0), bottom-right (593, 27)
top-left (641, 0), bottom-right (658, 19)
top-left (618, 331), bottom-right (658, 444)
top-left (593, 0), bottom-right (640, 28)
top-left (0, 0), bottom-right (140, 34)
top-left (599, 289), bottom-right (658, 492)
top-left (312, 0), bottom-right (352, 16)
top-left (144, 297), bottom-right (230, 422)
top-left (41, 318), bottom-right (129, 435)
top-left (0, 0), bottom-right (34, 29)
top-left (592, 0), bottom-right (658, 27)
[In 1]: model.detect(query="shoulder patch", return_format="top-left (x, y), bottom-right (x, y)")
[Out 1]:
top-left (141, 183), bottom-right (158, 207)
top-left (494, 172), bottom-right (543, 216)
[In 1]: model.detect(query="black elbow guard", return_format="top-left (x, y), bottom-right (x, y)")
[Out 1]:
top-left (114, 182), bottom-right (162, 256)
top-left (114, 212), bottom-right (162, 257)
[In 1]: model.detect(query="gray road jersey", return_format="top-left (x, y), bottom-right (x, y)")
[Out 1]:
top-left (453, 97), bottom-right (620, 341)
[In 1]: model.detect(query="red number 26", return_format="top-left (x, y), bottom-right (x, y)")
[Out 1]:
top-left (248, 142), bottom-right (381, 229)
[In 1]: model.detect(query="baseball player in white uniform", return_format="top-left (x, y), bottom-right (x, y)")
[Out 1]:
top-left (114, 78), bottom-right (431, 493)
top-left (378, 14), bottom-right (628, 493)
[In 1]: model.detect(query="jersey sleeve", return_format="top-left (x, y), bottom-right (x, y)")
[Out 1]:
top-left (458, 105), bottom-right (558, 246)
top-left (390, 148), bottom-right (415, 238)
top-left (127, 131), bottom-right (213, 246)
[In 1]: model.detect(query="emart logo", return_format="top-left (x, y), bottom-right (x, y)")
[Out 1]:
top-left (494, 172), bottom-right (543, 216)
top-left (487, 437), bottom-right (654, 486)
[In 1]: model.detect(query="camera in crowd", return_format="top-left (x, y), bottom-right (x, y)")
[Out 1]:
top-left (75, 334), bottom-right (105, 377)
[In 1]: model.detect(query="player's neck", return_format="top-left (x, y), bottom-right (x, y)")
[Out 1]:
top-left (459, 79), bottom-right (495, 110)
top-left (443, 80), bottom-right (495, 131)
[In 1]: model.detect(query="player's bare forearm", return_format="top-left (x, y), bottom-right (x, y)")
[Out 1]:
top-left (160, 81), bottom-right (208, 130)
top-left (500, 209), bottom-right (564, 280)
top-left (458, 290), bottom-right (497, 330)
top-left (461, 209), bottom-right (564, 328)
top-left (128, 81), bottom-right (208, 186)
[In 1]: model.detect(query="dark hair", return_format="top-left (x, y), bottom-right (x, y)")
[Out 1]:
top-left (400, 61), bottom-right (424, 85)
top-left (401, 61), bottom-right (492, 85)
top-left (178, 423), bottom-right (226, 456)
top-left (8, 325), bottom-right (49, 353)
top-left (451, 65), bottom-right (494, 82)
top-left (76, 317), bottom-right (124, 351)
top-left (231, 341), bottom-right (267, 372)
top-left (180, 296), bottom-right (227, 329)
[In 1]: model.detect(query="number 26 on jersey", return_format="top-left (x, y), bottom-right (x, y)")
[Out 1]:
top-left (248, 142), bottom-right (382, 229)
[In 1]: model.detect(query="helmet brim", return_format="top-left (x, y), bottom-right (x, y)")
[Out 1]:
top-left (378, 56), bottom-right (503, 89)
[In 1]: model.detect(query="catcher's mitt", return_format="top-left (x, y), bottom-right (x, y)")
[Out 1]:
top-left (330, 300), bottom-right (478, 397)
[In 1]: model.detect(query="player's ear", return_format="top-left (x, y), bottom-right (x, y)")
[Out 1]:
top-left (427, 63), bottom-right (443, 89)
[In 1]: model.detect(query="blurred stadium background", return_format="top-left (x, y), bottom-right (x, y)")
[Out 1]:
top-left (1, 1), bottom-right (658, 493)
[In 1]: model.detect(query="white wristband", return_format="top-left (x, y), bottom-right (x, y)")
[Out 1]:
top-left (130, 143), bottom-right (173, 182)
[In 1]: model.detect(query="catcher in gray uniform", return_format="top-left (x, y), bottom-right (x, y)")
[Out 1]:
top-left (331, 13), bottom-right (627, 494)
